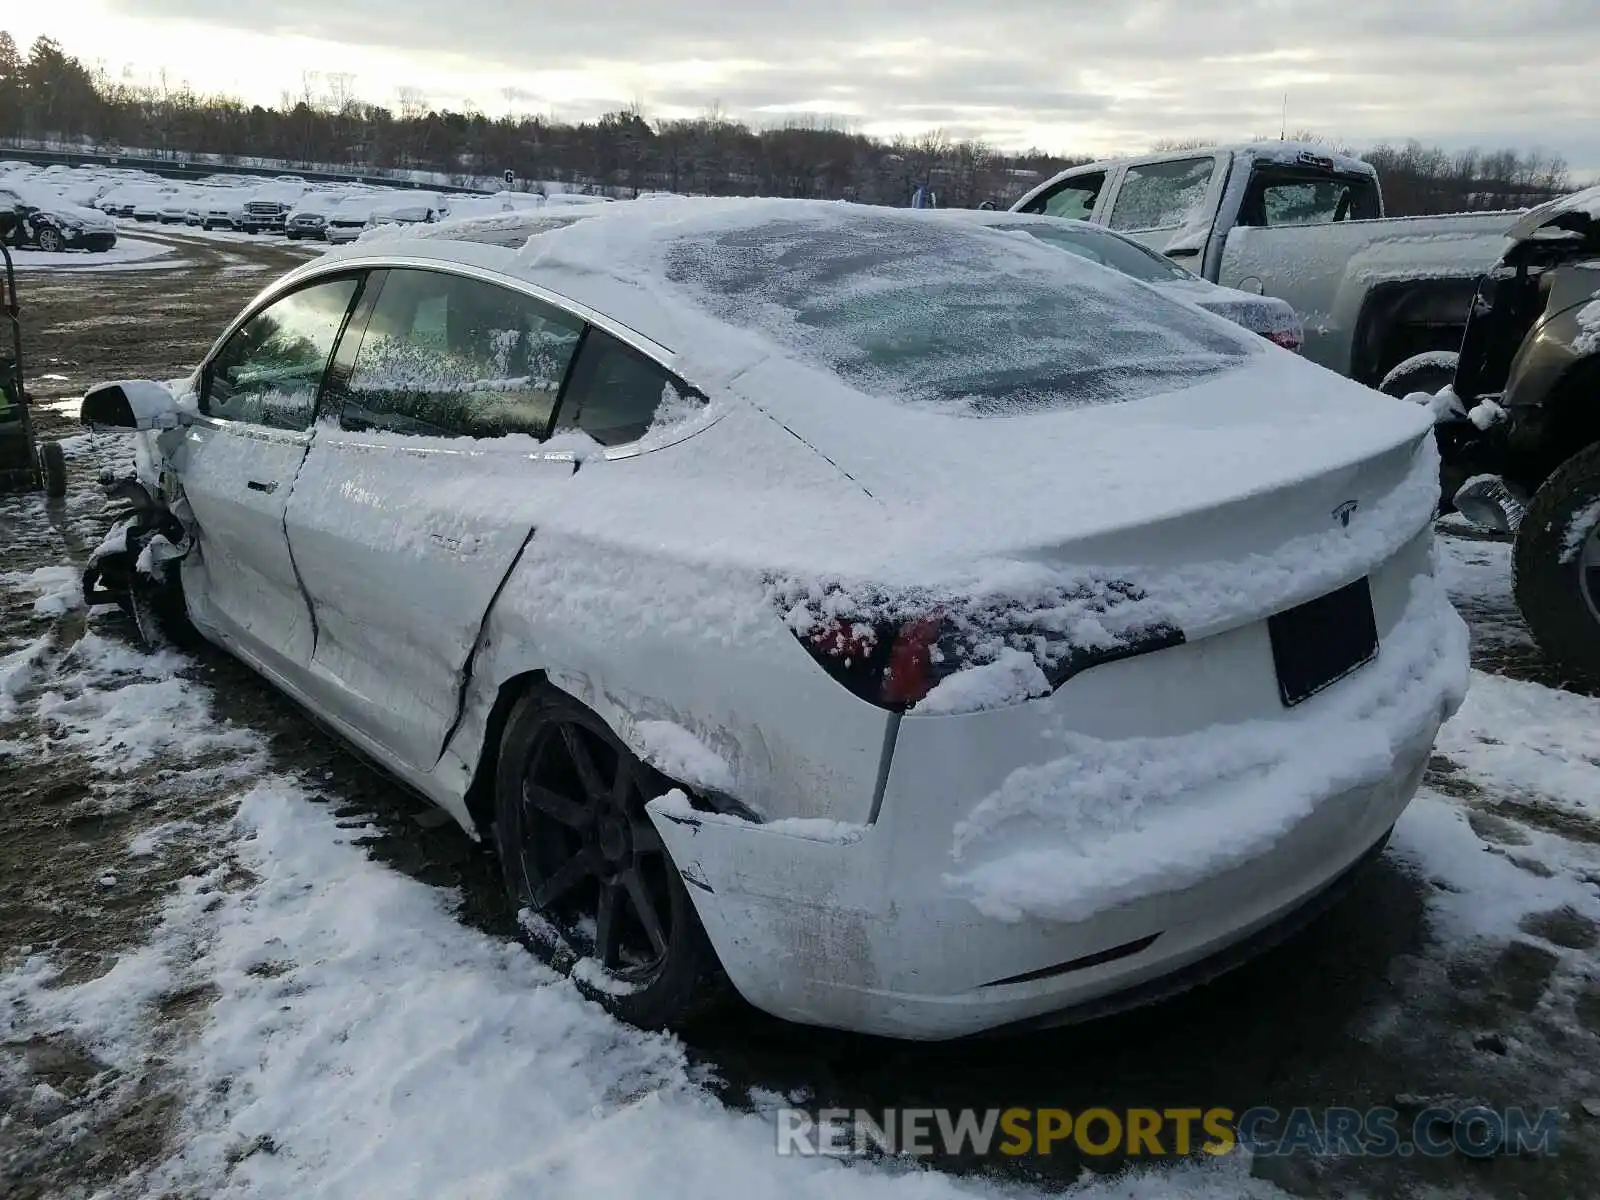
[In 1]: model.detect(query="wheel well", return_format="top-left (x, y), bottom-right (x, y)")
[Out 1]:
top-left (1536, 357), bottom-right (1600, 484)
top-left (463, 669), bottom-right (547, 836)
top-left (1352, 279), bottom-right (1478, 386)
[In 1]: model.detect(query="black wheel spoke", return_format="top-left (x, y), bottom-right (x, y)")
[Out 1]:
top-left (595, 883), bottom-right (621, 967)
top-left (611, 755), bottom-right (634, 806)
top-left (532, 851), bottom-right (593, 909)
top-left (561, 724), bottom-right (607, 803)
top-left (624, 871), bottom-right (669, 956)
top-left (631, 817), bottom-right (663, 854)
top-left (524, 779), bottom-right (591, 829)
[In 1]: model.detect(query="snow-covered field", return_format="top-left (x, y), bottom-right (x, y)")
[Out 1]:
top-left (3, 426), bottom-right (1599, 1197)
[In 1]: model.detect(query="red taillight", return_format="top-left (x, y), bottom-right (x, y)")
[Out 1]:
top-left (795, 614), bottom-right (949, 710)
top-left (1266, 329), bottom-right (1303, 352)
top-left (881, 615), bottom-right (943, 706)
top-left (779, 580), bottom-right (1187, 714)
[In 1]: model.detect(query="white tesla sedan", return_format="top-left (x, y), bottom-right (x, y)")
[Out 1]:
top-left (81, 199), bottom-right (1468, 1039)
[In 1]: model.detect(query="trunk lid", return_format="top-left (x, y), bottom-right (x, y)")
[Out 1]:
top-left (741, 349), bottom-right (1436, 623)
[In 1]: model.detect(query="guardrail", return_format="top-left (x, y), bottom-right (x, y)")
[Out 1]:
top-left (0, 145), bottom-right (489, 194)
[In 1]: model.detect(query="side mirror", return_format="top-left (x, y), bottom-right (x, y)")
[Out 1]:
top-left (81, 380), bottom-right (186, 431)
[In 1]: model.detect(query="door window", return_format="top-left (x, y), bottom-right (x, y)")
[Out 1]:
top-left (340, 268), bottom-right (583, 439)
top-left (553, 329), bottom-right (704, 447)
top-left (1019, 172), bottom-right (1106, 221)
top-left (1107, 157), bottom-right (1217, 232)
top-left (204, 276), bottom-right (361, 430)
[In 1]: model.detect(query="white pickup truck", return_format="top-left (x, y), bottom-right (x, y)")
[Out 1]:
top-left (1011, 142), bottom-right (1521, 386)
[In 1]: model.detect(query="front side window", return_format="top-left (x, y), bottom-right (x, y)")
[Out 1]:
top-left (204, 275), bottom-right (360, 430)
top-left (341, 269), bottom-right (583, 439)
top-left (554, 329), bottom-right (704, 447)
top-left (1108, 157), bottom-right (1217, 232)
top-left (1020, 172), bottom-right (1106, 221)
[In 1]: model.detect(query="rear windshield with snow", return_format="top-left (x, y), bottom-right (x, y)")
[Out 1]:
top-left (661, 211), bottom-right (1252, 415)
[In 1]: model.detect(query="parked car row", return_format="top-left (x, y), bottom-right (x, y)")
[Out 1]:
top-left (0, 159), bottom-right (619, 252)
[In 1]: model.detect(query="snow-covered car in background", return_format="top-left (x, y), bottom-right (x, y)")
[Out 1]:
top-left (367, 193), bottom-right (445, 229)
top-left (240, 182), bottom-right (309, 234)
top-left (158, 188), bottom-right (196, 224)
top-left (201, 191), bottom-right (248, 231)
top-left (324, 196), bottom-right (380, 242)
top-left (284, 191), bottom-right (351, 240)
top-left (0, 181), bottom-right (118, 252)
top-left (952, 211), bottom-right (1303, 348)
top-left (79, 199), bottom-right (1468, 1039)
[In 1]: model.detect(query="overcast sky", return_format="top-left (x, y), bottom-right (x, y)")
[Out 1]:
top-left (11, 1), bottom-right (1599, 177)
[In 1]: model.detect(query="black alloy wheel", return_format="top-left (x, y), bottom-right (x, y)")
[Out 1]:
top-left (493, 686), bottom-right (725, 1028)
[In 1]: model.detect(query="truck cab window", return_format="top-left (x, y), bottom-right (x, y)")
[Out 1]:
top-left (1239, 173), bottom-right (1382, 227)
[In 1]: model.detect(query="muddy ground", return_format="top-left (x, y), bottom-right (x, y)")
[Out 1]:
top-left (3, 229), bottom-right (1600, 1198)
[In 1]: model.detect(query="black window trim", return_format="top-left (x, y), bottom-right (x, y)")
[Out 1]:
top-left (198, 267), bottom-right (372, 431)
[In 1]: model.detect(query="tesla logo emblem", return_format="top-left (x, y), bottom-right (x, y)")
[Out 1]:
top-left (1332, 500), bottom-right (1359, 528)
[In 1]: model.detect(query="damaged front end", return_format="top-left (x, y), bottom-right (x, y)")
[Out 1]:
top-left (1437, 196), bottom-right (1600, 531)
top-left (81, 470), bottom-right (195, 646)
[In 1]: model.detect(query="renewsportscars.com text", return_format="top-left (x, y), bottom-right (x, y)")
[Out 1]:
top-left (775, 1105), bottom-right (1562, 1159)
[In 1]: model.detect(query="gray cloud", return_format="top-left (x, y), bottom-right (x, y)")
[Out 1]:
top-left (104, 0), bottom-right (1600, 173)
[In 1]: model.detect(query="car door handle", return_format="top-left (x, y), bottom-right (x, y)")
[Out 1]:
top-left (246, 479), bottom-right (278, 494)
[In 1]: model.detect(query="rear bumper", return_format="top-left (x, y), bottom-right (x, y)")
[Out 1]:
top-left (651, 724), bottom-right (1437, 1039)
top-left (650, 564), bottom-right (1467, 1039)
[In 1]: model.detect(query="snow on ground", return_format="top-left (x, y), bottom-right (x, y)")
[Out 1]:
top-left (8, 237), bottom-right (177, 271)
top-left (1434, 670), bottom-right (1600, 819)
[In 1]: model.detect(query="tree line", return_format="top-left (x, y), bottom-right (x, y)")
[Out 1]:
top-left (0, 31), bottom-right (1580, 214)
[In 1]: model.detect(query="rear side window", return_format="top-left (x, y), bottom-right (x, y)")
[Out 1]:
top-left (341, 268), bottom-right (582, 439)
top-left (554, 330), bottom-right (704, 446)
top-left (1241, 174), bottom-right (1381, 227)
top-left (205, 275), bottom-right (361, 430)
top-left (1020, 172), bottom-right (1106, 221)
top-left (1108, 157), bottom-right (1217, 232)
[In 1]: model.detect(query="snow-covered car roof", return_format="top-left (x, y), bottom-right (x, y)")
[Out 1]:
top-left (328, 197), bottom-right (1258, 415)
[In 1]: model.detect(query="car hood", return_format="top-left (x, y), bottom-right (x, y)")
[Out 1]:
top-left (49, 200), bottom-right (117, 231)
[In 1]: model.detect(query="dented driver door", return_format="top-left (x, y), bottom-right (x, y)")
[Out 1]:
top-left (282, 266), bottom-right (585, 772)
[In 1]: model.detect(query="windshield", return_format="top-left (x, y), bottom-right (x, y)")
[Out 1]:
top-left (991, 220), bottom-right (1193, 283)
top-left (662, 210), bottom-right (1252, 415)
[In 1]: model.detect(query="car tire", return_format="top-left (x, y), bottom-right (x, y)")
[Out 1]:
top-left (37, 440), bottom-right (67, 497)
top-left (493, 684), bottom-right (727, 1030)
top-left (36, 227), bottom-right (64, 253)
top-left (1512, 441), bottom-right (1600, 680)
top-left (1380, 352), bottom-right (1459, 400)
top-left (128, 550), bottom-right (199, 650)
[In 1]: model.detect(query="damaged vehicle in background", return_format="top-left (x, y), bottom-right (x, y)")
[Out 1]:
top-left (0, 181), bottom-right (118, 253)
top-left (1385, 186), bottom-right (1600, 678)
top-left (76, 200), bottom-right (1467, 1039)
